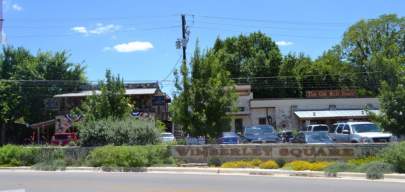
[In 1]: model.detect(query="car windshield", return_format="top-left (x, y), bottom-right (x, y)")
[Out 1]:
top-left (161, 133), bottom-right (173, 137)
top-left (245, 125), bottom-right (274, 134)
top-left (352, 124), bottom-right (381, 133)
top-left (306, 133), bottom-right (331, 142)
top-left (313, 125), bottom-right (329, 132)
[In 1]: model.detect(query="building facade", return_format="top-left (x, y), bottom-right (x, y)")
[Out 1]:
top-left (52, 82), bottom-right (171, 131)
top-left (229, 85), bottom-right (380, 132)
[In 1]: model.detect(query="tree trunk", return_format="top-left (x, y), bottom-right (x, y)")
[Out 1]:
top-left (0, 123), bottom-right (7, 145)
top-left (0, 123), bottom-right (6, 145)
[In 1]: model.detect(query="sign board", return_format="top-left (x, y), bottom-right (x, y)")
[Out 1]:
top-left (306, 90), bottom-right (357, 98)
top-left (152, 96), bottom-right (165, 105)
top-left (171, 144), bottom-right (387, 163)
top-left (44, 98), bottom-right (60, 111)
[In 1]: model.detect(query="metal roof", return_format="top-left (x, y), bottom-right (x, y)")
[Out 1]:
top-left (54, 88), bottom-right (157, 98)
top-left (294, 110), bottom-right (380, 119)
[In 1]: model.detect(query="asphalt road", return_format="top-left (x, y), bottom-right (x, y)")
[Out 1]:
top-left (0, 171), bottom-right (404, 192)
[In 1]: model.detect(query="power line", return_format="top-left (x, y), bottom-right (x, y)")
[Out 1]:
top-left (193, 15), bottom-right (351, 26)
top-left (162, 54), bottom-right (182, 81)
top-left (8, 25), bottom-right (180, 38)
top-left (195, 21), bottom-right (343, 31)
top-left (192, 26), bottom-right (340, 39)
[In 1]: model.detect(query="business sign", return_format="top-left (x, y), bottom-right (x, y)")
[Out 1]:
top-left (171, 144), bottom-right (387, 163)
top-left (306, 89), bottom-right (357, 98)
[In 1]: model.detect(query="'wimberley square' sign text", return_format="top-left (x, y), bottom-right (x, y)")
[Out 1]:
top-left (171, 144), bottom-right (386, 162)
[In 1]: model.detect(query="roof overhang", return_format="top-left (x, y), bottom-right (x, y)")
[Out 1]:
top-left (54, 88), bottom-right (157, 98)
top-left (294, 110), bottom-right (380, 119)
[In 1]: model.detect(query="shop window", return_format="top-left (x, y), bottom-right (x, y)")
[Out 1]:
top-left (258, 117), bottom-right (267, 125)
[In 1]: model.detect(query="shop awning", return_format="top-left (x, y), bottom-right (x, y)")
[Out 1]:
top-left (54, 88), bottom-right (157, 98)
top-left (294, 110), bottom-right (380, 119)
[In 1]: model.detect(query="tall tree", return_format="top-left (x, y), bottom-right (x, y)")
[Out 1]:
top-left (372, 81), bottom-right (405, 136)
top-left (0, 46), bottom-right (86, 144)
top-left (78, 69), bottom-right (132, 120)
top-left (171, 44), bottom-right (237, 138)
top-left (212, 32), bottom-right (283, 98)
top-left (341, 14), bottom-right (405, 95)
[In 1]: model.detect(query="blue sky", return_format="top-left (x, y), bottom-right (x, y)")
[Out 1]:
top-left (2, 0), bottom-right (404, 94)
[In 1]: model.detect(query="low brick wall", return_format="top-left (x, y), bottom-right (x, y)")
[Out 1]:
top-left (170, 144), bottom-right (388, 163)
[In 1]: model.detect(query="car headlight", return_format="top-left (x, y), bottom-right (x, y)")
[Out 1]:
top-left (360, 137), bottom-right (373, 143)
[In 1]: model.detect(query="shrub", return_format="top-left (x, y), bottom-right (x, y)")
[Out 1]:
top-left (33, 159), bottom-right (66, 171)
top-left (364, 162), bottom-right (395, 180)
top-left (250, 159), bottom-right (263, 167)
top-left (86, 145), bottom-right (173, 168)
top-left (356, 161), bottom-right (394, 173)
top-left (78, 117), bottom-right (160, 146)
top-left (348, 156), bottom-right (380, 166)
top-left (0, 145), bottom-right (38, 166)
top-left (221, 160), bottom-right (255, 168)
top-left (275, 159), bottom-right (286, 167)
top-left (208, 157), bottom-right (223, 167)
top-left (324, 162), bottom-right (356, 174)
top-left (379, 142), bottom-right (405, 173)
top-left (283, 161), bottom-right (313, 171)
top-left (309, 161), bottom-right (334, 171)
top-left (283, 160), bottom-right (333, 171)
top-left (259, 160), bottom-right (279, 169)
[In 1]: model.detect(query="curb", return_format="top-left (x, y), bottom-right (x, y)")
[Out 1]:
top-left (1, 166), bottom-right (405, 181)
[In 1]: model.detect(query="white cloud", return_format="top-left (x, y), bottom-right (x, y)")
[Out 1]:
top-left (12, 3), bottom-right (23, 11)
top-left (71, 23), bottom-right (121, 36)
top-left (276, 41), bottom-right (294, 46)
top-left (71, 26), bottom-right (88, 34)
top-left (112, 41), bottom-right (154, 53)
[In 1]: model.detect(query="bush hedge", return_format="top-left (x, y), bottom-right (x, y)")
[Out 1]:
top-left (78, 118), bottom-right (161, 146)
top-left (324, 162), bottom-right (356, 174)
top-left (221, 160), bottom-right (256, 168)
top-left (379, 141), bottom-right (405, 173)
top-left (259, 160), bottom-right (279, 169)
top-left (0, 145), bottom-right (38, 166)
top-left (86, 145), bottom-right (175, 168)
top-left (347, 156), bottom-right (380, 166)
top-left (283, 160), bottom-right (333, 171)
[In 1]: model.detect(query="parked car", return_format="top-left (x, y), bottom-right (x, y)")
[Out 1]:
top-left (304, 124), bottom-right (330, 132)
top-left (329, 121), bottom-right (394, 143)
top-left (51, 132), bottom-right (78, 146)
top-left (160, 132), bottom-right (176, 143)
top-left (291, 131), bottom-right (334, 144)
top-left (243, 125), bottom-right (280, 143)
top-left (218, 132), bottom-right (240, 144)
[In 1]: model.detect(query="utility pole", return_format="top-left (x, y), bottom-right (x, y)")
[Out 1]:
top-left (176, 14), bottom-right (191, 134)
top-left (181, 14), bottom-right (187, 66)
top-left (0, 0), bottom-right (4, 44)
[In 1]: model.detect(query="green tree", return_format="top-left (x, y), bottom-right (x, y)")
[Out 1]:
top-left (341, 14), bottom-right (405, 95)
top-left (0, 46), bottom-right (86, 144)
top-left (278, 53), bottom-right (312, 97)
top-left (171, 44), bottom-right (237, 138)
top-left (78, 69), bottom-right (132, 120)
top-left (372, 81), bottom-right (405, 136)
top-left (212, 32), bottom-right (283, 98)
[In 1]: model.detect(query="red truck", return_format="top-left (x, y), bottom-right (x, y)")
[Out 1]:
top-left (51, 132), bottom-right (78, 146)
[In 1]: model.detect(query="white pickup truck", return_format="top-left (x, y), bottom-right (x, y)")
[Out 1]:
top-left (329, 122), bottom-right (394, 143)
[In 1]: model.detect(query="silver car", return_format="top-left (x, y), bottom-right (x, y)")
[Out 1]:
top-left (160, 132), bottom-right (176, 143)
